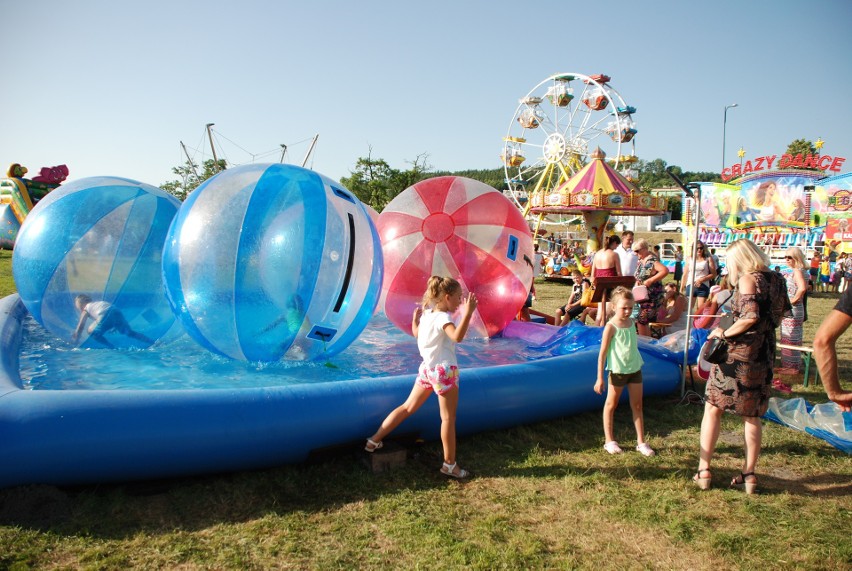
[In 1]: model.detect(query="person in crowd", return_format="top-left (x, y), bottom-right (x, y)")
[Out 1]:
top-left (654, 282), bottom-right (688, 335)
top-left (819, 256), bottom-right (831, 293)
top-left (631, 238), bottom-right (668, 337)
top-left (813, 285), bottom-right (852, 412)
top-left (534, 243), bottom-right (545, 277)
top-left (616, 230), bottom-right (638, 277)
top-left (830, 259), bottom-right (842, 293)
top-left (365, 276), bottom-right (477, 479)
top-left (839, 252), bottom-right (852, 294)
top-left (710, 248), bottom-right (721, 283)
top-left (681, 241), bottom-right (717, 314)
top-left (593, 286), bottom-right (655, 457)
top-left (693, 279), bottom-right (734, 330)
top-left (591, 235), bottom-right (622, 325)
top-left (693, 239), bottom-right (790, 494)
top-left (809, 252), bottom-right (821, 292)
top-left (673, 245), bottom-right (684, 289)
top-left (555, 270), bottom-right (586, 326)
top-left (776, 247), bottom-right (809, 390)
top-left (518, 281), bottom-right (536, 322)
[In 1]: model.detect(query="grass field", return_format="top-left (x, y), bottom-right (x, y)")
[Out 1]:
top-left (1, 253), bottom-right (850, 570)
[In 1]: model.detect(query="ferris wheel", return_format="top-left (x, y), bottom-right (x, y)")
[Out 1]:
top-left (501, 73), bottom-right (639, 223)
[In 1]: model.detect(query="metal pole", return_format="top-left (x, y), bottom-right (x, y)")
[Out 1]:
top-left (279, 144), bottom-right (288, 163)
top-left (206, 123), bottom-right (222, 172)
top-left (665, 168), bottom-right (703, 396)
top-left (180, 141), bottom-right (199, 180)
top-left (681, 187), bottom-right (703, 397)
top-left (722, 104), bottom-right (738, 173)
top-left (301, 134), bottom-right (319, 167)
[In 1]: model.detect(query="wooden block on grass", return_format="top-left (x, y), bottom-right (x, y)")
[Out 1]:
top-left (364, 441), bottom-right (407, 473)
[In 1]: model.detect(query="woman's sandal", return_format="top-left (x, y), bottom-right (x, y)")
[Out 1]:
top-left (364, 438), bottom-right (383, 453)
top-left (440, 462), bottom-right (470, 479)
top-left (730, 472), bottom-right (758, 494)
top-left (693, 468), bottom-right (712, 490)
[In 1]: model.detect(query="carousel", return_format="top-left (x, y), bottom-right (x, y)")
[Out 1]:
top-left (529, 147), bottom-right (667, 276)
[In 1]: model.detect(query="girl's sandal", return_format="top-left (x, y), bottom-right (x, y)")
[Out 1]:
top-left (693, 468), bottom-right (712, 490)
top-left (730, 472), bottom-right (758, 494)
top-left (440, 462), bottom-right (470, 479)
top-left (364, 438), bottom-right (383, 453)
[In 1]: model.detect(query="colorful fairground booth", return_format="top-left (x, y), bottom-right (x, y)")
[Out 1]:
top-left (680, 149), bottom-right (850, 270)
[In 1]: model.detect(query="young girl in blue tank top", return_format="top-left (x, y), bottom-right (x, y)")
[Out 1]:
top-left (594, 286), bottom-right (655, 457)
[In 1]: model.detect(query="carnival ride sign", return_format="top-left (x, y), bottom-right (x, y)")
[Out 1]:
top-left (721, 153), bottom-right (846, 182)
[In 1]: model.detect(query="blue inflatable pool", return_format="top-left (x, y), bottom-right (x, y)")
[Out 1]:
top-left (0, 294), bottom-right (681, 488)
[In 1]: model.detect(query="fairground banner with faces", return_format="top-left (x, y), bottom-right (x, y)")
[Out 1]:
top-left (824, 173), bottom-right (852, 254)
top-left (698, 174), bottom-right (825, 229)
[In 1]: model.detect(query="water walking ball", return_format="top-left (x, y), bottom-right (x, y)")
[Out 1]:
top-left (377, 176), bottom-right (534, 337)
top-left (161, 163), bottom-right (383, 362)
top-left (13, 177), bottom-right (181, 349)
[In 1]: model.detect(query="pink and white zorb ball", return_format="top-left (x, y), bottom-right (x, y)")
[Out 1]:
top-left (377, 176), bottom-right (534, 337)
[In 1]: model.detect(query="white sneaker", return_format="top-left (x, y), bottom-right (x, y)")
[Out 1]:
top-left (636, 443), bottom-right (656, 457)
top-left (603, 441), bottom-right (623, 454)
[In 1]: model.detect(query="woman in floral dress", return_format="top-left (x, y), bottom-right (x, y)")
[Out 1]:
top-left (692, 239), bottom-right (790, 494)
top-left (631, 238), bottom-right (669, 337)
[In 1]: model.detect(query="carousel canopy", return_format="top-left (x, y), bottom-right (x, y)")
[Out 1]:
top-left (529, 147), bottom-right (667, 216)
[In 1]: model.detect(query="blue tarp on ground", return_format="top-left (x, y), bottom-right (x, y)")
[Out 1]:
top-left (764, 397), bottom-right (852, 454)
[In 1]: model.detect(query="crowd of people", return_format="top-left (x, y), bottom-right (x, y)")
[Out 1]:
top-left (366, 236), bottom-right (851, 489)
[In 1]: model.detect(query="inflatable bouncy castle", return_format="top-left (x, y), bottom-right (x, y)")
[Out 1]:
top-left (0, 163), bottom-right (68, 249)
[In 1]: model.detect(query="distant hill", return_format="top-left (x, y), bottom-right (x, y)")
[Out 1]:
top-left (431, 167), bottom-right (507, 190)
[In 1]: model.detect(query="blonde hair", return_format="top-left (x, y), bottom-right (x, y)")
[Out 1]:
top-left (422, 276), bottom-right (462, 308)
top-left (725, 239), bottom-right (769, 282)
top-left (632, 238), bottom-right (649, 252)
top-left (785, 246), bottom-right (806, 269)
top-left (609, 285), bottom-right (634, 305)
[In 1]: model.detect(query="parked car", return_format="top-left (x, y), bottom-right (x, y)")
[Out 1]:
top-left (655, 220), bottom-right (686, 232)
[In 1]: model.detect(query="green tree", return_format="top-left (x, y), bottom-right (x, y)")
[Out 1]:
top-left (784, 138), bottom-right (821, 171)
top-left (340, 150), bottom-right (431, 211)
top-left (785, 138), bottom-right (817, 158)
top-left (160, 158), bottom-right (226, 201)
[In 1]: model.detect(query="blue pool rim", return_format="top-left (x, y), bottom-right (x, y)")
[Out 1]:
top-left (0, 294), bottom-right (680, 488)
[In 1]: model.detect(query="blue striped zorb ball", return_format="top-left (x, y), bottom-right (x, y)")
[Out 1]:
top-left (161, 163), bottom-right (383, 362)
top-left (12, 177), bottom-right (181, 349)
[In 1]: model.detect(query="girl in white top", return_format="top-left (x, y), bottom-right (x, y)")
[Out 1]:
top-left (681, 241), bottom-right (716, 314)
top-left (365, 276), bottom-right (478, 479)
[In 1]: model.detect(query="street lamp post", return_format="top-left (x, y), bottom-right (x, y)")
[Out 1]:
top-left (722, 103), bottom-right (738, 173)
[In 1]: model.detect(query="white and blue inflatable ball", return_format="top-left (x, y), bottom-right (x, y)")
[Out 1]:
top-left (13, 177), bottom-right (181, 349)
top-left (161, 163), bottom-right (383, 362)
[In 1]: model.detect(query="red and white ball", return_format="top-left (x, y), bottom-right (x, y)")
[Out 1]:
top-left (377, 176), bottom-right (534, 337)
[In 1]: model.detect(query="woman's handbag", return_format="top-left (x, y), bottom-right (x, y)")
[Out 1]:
top-left (632, 285), bottom-right (649, 303)
top-left (580, 286), bottom-right (595, 308)
top-left (702, 337), bottom-right (728, 364)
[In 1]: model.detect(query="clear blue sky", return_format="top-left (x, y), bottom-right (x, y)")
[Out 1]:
top-left (2, 0), bottom-right (851, 187)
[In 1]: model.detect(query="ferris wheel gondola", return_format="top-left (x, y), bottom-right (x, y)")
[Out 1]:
top-left (501, 73), bottom-right (638, 226)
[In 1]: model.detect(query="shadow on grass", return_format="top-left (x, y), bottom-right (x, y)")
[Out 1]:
top-left (0, 395), bottom-right (848, 538)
